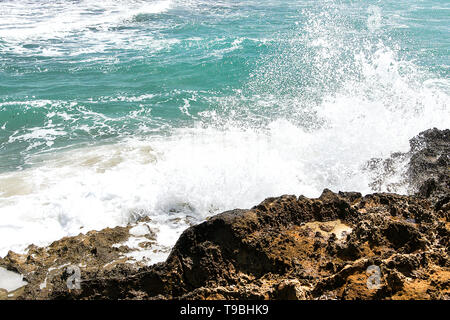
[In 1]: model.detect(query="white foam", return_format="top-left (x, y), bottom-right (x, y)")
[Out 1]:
top-left (0, 267), bottom-right (27, 292)
top-left (0, 0), bottom-right (174, 56)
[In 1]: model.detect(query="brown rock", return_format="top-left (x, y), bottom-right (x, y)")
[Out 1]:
top-left (0, 128), bottom-right (448, 300)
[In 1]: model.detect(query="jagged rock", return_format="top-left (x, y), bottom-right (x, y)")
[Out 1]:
top-left (0, 128), bottom-right (448, 300)
top-left (0, 221), bottom-right (158, 299)
top-left (408, 128), bottom-right (450, 207)
top-left (4, 188), bottom-right (446, 300)
top-left (272, 279), bottom-right (310, 300)
top-left (366, 127), bottom-right (449, 207)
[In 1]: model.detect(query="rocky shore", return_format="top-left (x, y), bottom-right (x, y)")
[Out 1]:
top-left (0, 128), bottom-right (448, 300)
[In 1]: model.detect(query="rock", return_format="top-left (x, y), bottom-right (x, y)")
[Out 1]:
top-left (366, 127), bottom-right (449, 208)
top-left (273, 279), bottom-right (310, 300)
top-left (0, 221), bottom-right (159, 299)
top-left (385, 269), bottom-right (405, 292)
top-left (408, 128), bottom-right (450, 207)
top-left (6, 188), bottom-right (447, 300)
top-left (0, 128), bottom-right (448, 300)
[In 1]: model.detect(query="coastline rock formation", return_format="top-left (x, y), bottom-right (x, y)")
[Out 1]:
top-left (0, 128), bottom-right (448, 300)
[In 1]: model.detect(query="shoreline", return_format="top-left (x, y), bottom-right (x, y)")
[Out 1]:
top-left (0, 127), bottom-right (448, 300)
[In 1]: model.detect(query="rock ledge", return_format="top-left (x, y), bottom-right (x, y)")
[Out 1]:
top-left (1, 128), bottom-right (448, 300)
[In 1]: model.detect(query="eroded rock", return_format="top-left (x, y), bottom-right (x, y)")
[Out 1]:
top-left (0, 128), bottom-right (448, 300)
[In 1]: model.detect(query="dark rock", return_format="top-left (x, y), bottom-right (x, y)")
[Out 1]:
top-left (408, 128), bottom-right (450, 205)
top-left (0, 128), bottom-right (448, 300)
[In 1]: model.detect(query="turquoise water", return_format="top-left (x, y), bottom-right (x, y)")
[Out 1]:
top-left (1, 0), bottom-right (448, 171)
top-left (0, 0), bottom-right (448, 259)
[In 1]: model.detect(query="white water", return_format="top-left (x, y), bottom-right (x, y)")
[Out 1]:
top-left (0, 0), bottom-right (174, 56)
top-left (0, 267), bottom-right (27, 292)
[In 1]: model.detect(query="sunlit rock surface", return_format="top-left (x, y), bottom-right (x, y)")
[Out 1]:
top-left (1, 128), bottom-right (448, 300)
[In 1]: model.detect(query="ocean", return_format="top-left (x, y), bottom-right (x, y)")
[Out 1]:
top-left (0, 0), bottom-right (448, 261)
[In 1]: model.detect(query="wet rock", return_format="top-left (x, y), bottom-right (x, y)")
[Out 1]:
top-left (0, 128), bottom-right (448, 300)
top-left (0, 221), bottom-right (159, 299)
top-left (6, 186), bottom-right (446, 300)
top-left (366, 127), bottom-right (449, 207)
top-left (408, 128), bottom-right (450, 207)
